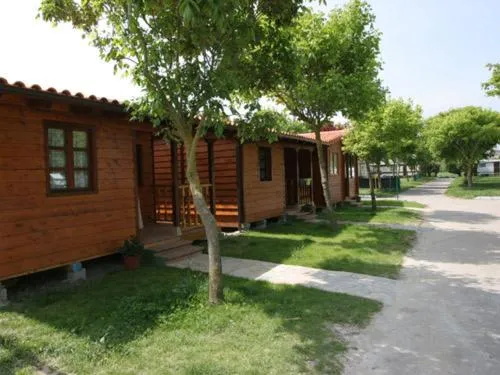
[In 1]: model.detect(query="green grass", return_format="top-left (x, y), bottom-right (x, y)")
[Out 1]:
top-left (221, 219), bottom-right (415, 279)
top-left (0, 267), bottom-right (380, 375)
top-left (446, 176), bottom-right (500, 199)
top-left (360, 200), bottom-right (426, 208)
top-left (332, 205), bottom-right (422, 224)
top-left (359, 176), bottom-right (436, 197)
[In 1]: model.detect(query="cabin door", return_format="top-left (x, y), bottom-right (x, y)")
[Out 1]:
top-left (284, 148), bottom-right (298, 206)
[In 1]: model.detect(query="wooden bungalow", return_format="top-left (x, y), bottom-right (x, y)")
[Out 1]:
top-left (152, 127), bottom-right (359, 231)
top-left (0, 78), bottom-right (155, 282)
top-left (0, 77), bottom-right (358, 284)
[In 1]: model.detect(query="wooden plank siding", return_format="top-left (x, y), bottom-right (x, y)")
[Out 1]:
top-left (136, 131), bottom-right (155, 223)
top-left (327, 141), bottom-right (346, 203)
top-left (242, 142), bottom-right (286, 223)
top-left (0, 93), bottom-right (147, 280)
top-left (153, 138), bottom-right (240, 228)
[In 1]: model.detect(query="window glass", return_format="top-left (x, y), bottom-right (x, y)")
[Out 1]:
top-left (46, 125), bottom-right (94, 194)
top-left (48, 128), bottom-right (65, 147)
top-left (73, 131), bottom-right (88, 148)
top-left (49, 171), bottom-right (68, 190)
top-left (49, 150), bottom-right (66, 168)
top-left (74, 151), bottom-right (89, 168)
top-left (74, 170), bottom-right (89, 188)
top-left (329, 152), bottom-right (338, 175)
top-left (259, 147), bottom-right (272, 181)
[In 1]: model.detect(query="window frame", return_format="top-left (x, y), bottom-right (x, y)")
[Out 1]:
top-left (329, 151), bottom-right (339, 176)
top-left (258, 147), bottom-right (272, 182)
top-left (135, 143), bottom-right (144, 187)
top-left (44, 121), bottom-right (97, 196)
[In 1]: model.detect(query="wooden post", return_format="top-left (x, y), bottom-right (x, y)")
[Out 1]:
top-left (207, 139), bottom-right (216, 216)
top-left (171, 141), bottom-right (181, 228)
top-left (296, 148), bottom-right (300, 205)
top-left (236, 141), bottom-right (245, 227)
top-left (309, 148), bottom-right (314, 205)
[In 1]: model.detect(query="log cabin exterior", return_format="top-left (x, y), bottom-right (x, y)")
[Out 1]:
top-left (0, 78), bottom-right (154, 281)
top-left (0, 77), bottom-right (358, 282)
top-left (152, 129), bottom-right (359, 230)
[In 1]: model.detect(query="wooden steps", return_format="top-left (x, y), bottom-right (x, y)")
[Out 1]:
top-left (156, 244), bottom-right (202, 262)
top-left (143, 226), bottom-right (205, 263)
top-left (284, 207), bottom-right (316, 222)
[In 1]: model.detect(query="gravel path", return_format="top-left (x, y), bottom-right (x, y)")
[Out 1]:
top-left (344, 179), bottom-right (500, 375)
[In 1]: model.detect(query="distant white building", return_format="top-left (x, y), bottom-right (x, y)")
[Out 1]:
top-left (477, 145), bottom-right (500, 176)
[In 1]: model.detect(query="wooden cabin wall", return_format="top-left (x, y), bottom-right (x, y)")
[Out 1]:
top-left (348, 155), bottom-right (359, 198)
top-left (136, 131), bottom-right (154, 223)
top-left (242, 142), bottom-right (285, 223)
top-left (312, 148), bottom-right (326, 207)
top-left (153, 138), bottom-right (239, 228)
top-left (0, 93), bottom-right (143, 280)
top-left (212, 139), bottom-right (239, 228)
top-left (327, 141), bottom-right (346, 203)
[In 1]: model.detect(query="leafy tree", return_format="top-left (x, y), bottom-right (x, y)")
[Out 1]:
top-left (483, 63), bottom-right (500, 98)
top-left (39, 0), bottom-right (305, 304)
top-left (426, 107), bottom-right (500, 187)
top-left (236, 109), bottom-right (305, 142)
top-left (268, 0), bottom-right (384, 210)
top-left (378, 99), bottom-right (424, 180)
top-left (343, 114), bottom-right (386, 211)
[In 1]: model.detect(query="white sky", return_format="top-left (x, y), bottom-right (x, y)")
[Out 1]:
top-left (0, 1), bottom-right (140, 101)
top-left (1, 0), bottom-right (499, 117)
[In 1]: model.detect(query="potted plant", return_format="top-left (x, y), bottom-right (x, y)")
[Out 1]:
top-left (118, 236), bottom-right (144, 270)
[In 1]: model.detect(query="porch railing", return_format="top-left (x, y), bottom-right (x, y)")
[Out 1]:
top-left (179, 184), bottom-right (213, 227)
top-left (154, 184), bottom-right (213, 227)
top-left (154, 185), bottom-right (173, 222)
top-left (298, 178), bottom-right (313, 205)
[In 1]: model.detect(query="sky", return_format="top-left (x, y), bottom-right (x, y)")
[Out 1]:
top-left (0, 0), bottom-right (499, 117)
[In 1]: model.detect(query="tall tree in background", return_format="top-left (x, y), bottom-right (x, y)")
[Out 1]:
top-left (483, 63), bottom-right (500, 98)
top-left (39, 0), bottom-right (304, 304)
top-left (426, 107), bottom-right (500, 187)
top-left (268, 0), bottom-right (384, 210)
top-left (379, 99), bottom-right (424, 180)
top-left (343, 113), bottom-right (386, 211)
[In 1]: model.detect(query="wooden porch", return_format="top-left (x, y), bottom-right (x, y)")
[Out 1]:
top-left (284, 147), bottom-right (317, 207)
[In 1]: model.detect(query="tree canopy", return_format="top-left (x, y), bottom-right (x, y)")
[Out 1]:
top-left (263, 0), bottom-right (384, 209)
top-left (425, 106), bottom-right (500, 187)
top-left (482, 63), bottom-right (500, 98)
top-left (377, 98), bottom-right (423, 166)
top-left (39, 0), bottom-right (308, 304)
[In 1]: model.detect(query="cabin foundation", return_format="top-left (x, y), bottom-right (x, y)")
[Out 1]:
top-left (65, 263), bottom-right (87, 283)
top-left (0, 283), bottom-right (8, 307)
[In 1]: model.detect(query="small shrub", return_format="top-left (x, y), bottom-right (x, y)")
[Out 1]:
top-left (118, 236), bottom-right (145, 257)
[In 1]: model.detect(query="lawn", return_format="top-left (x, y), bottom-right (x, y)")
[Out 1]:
top-left (333, 205), bottom-right (422, 224)
top-left (446, 176), bottom-right (500, 199)
top-left (0, 267), bottom-right (380, 375)
top-left (360, 199), bottom-right (425, 208)
top-left (221, 219), bottom-right (415, 279)
top-left (359, 176), bottom-right (435, 197)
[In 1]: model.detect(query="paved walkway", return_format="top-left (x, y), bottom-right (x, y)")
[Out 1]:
top-left (170, 254), bottom-right (397, 305)
top-left (345, 179), bottom-right (500, 375)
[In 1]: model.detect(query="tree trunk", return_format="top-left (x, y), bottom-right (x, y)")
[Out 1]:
top-left (183, 130), bottom-right (223, 304)
top-left (366, 161), bottom-right (376, 212)
top-left (314, 129), bottom-right (333, 210)
top-left (466, 165), bottom-right (473, 188)
top-left (376, 163), bottom-right (382, 189)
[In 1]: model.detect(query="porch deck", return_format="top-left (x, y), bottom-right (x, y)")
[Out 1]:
top-left (139, 223), bottom-right (204, 262)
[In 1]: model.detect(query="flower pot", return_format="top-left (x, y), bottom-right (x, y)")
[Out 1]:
top-left (123, 255), bottom-right (141, 270)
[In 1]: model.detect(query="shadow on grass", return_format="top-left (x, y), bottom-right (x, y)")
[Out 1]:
top-left (220, 219), bottom-right (414, 278)
top-left (0, 334), bottom-right (67, 375)
top-left (7, 267), bottom-right (206, 349)
top-left (4, 266), bottom-right (381, 374)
